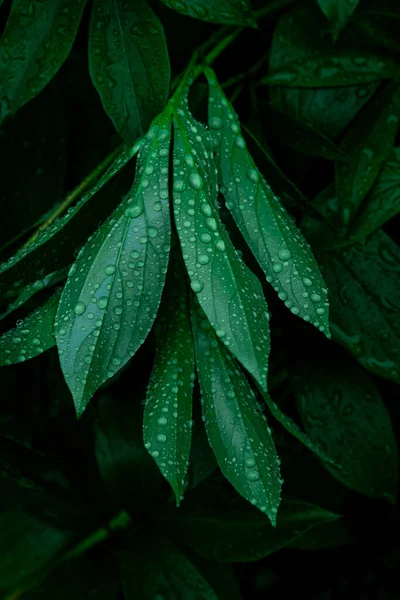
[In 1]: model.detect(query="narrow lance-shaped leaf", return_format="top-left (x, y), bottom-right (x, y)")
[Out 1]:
top-left (89, 0), bottom-right (170, 144)
top-left (159, 0), bottom-right (256, 26)
top-left (56, 115), bottom-right (172, 416)
top-left (0, 0), bottom-right (87, 124)
top-left (317, 0), bottom-right (359, 41)
top-left (172, 78), bottom-right (271, 391)
top-left (191, 298), bottom-right (281, 525)
top-left (206, 68), bottom-right (330, 335)
top-left (143, 269), bottom-right (195, 505)
top-left (0, 289), bottom-right (61, 366)
top-left (336, 83), bottom-right (400, 227)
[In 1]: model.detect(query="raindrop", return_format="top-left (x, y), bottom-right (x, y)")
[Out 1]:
top-left (74, 302), bottom-right (86, 316)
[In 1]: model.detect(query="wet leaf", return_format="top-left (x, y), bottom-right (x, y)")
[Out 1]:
top-left (336, 83), bottom-right (400, 227)
top-left (206, 68), bottom-right (330, 335)
top-left (319, 230), bottom-right (400, 383)
top-left (292, 346), bottom-right (398, 501)
top-left (56, 116), bottom-right (171, 416)
top-left (159, 0), bottom-right (256, 26)
top-left (317, 0), bottom-right (359, 41)
top-left (0, 289), bottom-right (61, 366)
top-left (0, 0), bottom-right (87, 124)
top-left (89, 0), bottom-right (170, 144)
top-left (172, 80), bottom-right (270, 391)
top-left (191, 299), bottom-right (281, 525)
top-left (143, 270), bottom-right (195, 505)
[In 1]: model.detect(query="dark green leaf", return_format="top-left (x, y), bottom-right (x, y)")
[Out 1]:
top-left (159, 0), bottom-right (256, 26)
top-left (56, 115), bottom-right (171, 415)
top-left (353, 5), bottom-right (400, 52)
top-left (320, 230), bottom-right (400, 383)
top-left (288, 518), bottom-right (354, 549)
top-left (336, 83), bottom-right (400, 227)
top-left (89, 0), bottom-right (170, 144)
top-left (120, 534), bottom-right (218, 599)
top-left (143, 271), bottom-right (195, 505)
top-left (0, 0), bottom-right (87, 123)
top-left (172, 80), bottom-right (270, 391)
top-left (350, 147), bottom-right (400, 238)
top-left (191, 299), bottom-right (281, 524)
top-left (317, 0), bottom-right (359, 41)
top-left (206, 69), bottom-right (330, 335)
top-left (185, 553), bottom-right (243, 600)
top-left (187, 396), bottom-right (218, 490)
top-left (292, 346), bottom-right (398, 501)
top-left (0, 289), bottom-right (61, 366)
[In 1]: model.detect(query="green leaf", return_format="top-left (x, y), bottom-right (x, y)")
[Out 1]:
top-left (0, 289), bottom-right (61, 366)
top-left (263, 52), bottom-right (400, 87)
top-left (89, 0), bottom-right (170, 144)
top-left (191, 299), bottom-right (281, 525)
top-left (350, 147), bottom-right (400, 238)
top-left (317, 0), bottom-right (359, 41)
top-left (0, 0), bottom-right (87, 123)
top-left (206, 69), bottom-right (330, 335)
top-left (158, 0), bottom-right (256, 26)
top-left (292, 346), bottom-right (398, 501)
top-left (336, 83), bottom-right (400, 227)
top-left (0, 144), bottom-right (139, 294)
top-left (120, 534), bottom-right (218, 600)
top-left (56, 115), bottom-right (171, 416)
top-left (157, 491), bottom-right (340, 562)
top-left (319, 230), bottom-right (400, 383)
top-left (143, 269), bottom-right (195, 505)
top-left (172, 80), bottom-right (270, 392)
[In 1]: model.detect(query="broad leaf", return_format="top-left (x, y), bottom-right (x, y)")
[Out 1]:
top-left (172, 79), bottom-right (270, 391)
top-left (89, 0), bottom-right (170, 144)
top-left (336, 83), bottom-right (400, 227)
top-left (143, 269), bottom-right (195, 505)
top-left (0, 0), bottom-right (87, 123)
top-left (350, 147), bottom-right (400, 238)
top-left (292, 346), bottom-right (398, 501)
top-left (319, 230), bottom-right (400, 383)
top-left (120, 534), bottom-right (218, 599)
top-left (206, 69), bottom-right (330, 335)
top-left (159, 0), bottom-right (256, 26)
top-left (0, 289), bottom-right (61, 366)
top-left (317, 0), bottom-right (359, 41)
top-left (191, 299), bottom-right (281, 524)
top-left (56, 115), bottom-right (171, 415)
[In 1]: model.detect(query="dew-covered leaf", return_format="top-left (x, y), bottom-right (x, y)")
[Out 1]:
top-left (317, 0), bottom-right (359, 41)
top-left (336, 83), bottom-right (400, 228)
top-left (0, 144), bottom-right (139, 294)
top-left (159, 0), bottom-right (256, 26)
top-left (89, 0), bottom-right (170, 144)
top-left (0, 289), bottom-right (61, 366)
top-left (319, 230), bottom-right (400, 383)
top-left (191, 299), bottom-right (281, 525)
top-left (206, 69), bottom-right (330, 335)
top-left (56, 116), bottom-right (171, 416)
top-left (143, 270), bottom-right (195, 505)
top-left (350, 147), bottom-right (400, 238)
top-left (172, 82), bottom-right (270, 392)
top-left (120, 534), bottom-right (218, 600)
top-left (0, 0), bottom-right (87, 124)
top-left (292, 346), bottom-right (398, 501)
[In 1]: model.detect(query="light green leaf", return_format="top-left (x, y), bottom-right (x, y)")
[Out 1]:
top-left (159, 0), bottom-right (256, 26)
top-left (292, 346), bottom-right (398, 501)
top-left (143, 269), bottom-right (195, 505)
top-left (56, 115), bottom-right (171, 416)
top-left (0, 0), bottom-right (87, 123)
top-left (336, 84), bottom-right (400, 227)
top-left (350, 147), bottom-right (400, 238)
top-left (172, 81), bottom-right (270, 392)
top-left (206, 68), bottom-right (330, 336)
top-left (191, 299), bottom-right (281, 525)
top-left (319, 230), bottom-right (400, 384)
top-left (0, 289), bottom-right (61, 366)
top-left (89, 0), bottom-right (170, 144)
top-left (317, 0), bottom-right (359, 41)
